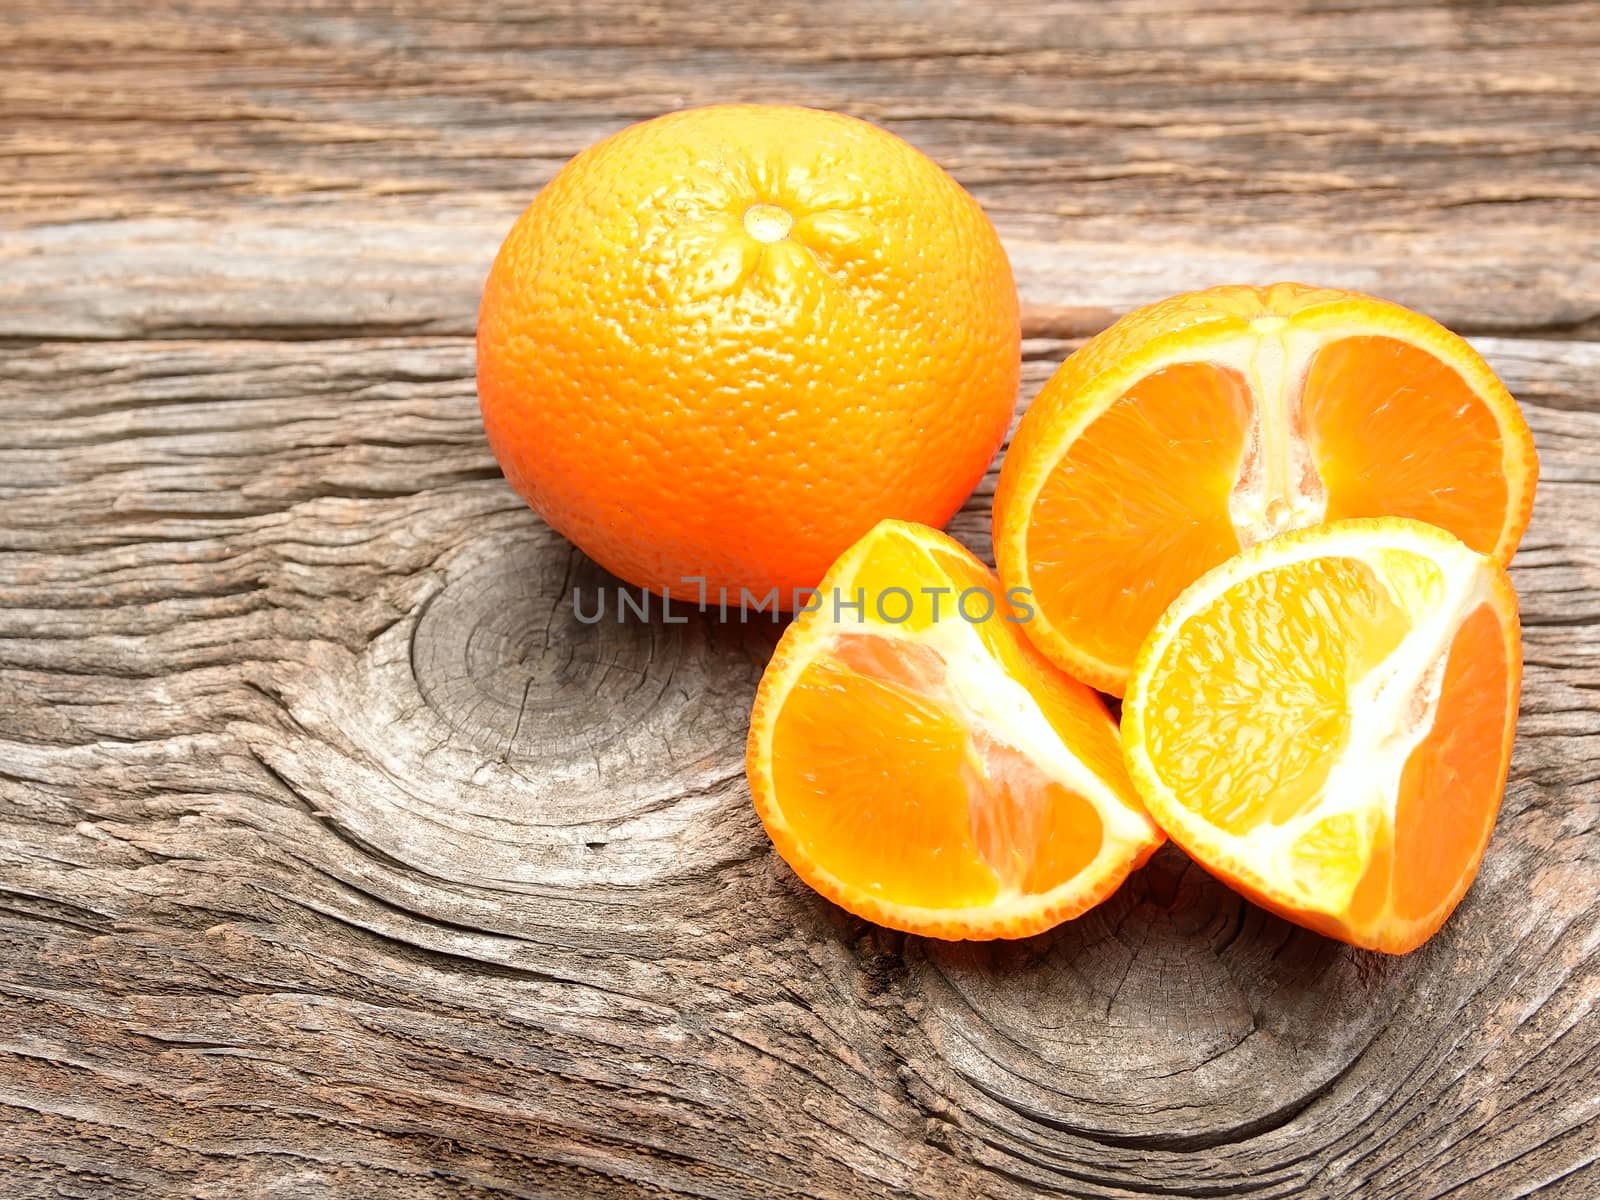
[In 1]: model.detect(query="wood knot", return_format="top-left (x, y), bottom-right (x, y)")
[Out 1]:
top-left (409, 531), bottom-right (777, 807)
top-left (904, 844), bottom-right (1417, 1148)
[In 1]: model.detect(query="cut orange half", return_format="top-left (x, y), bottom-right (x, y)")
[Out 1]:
top-left (746, 520), bottom-right (1163, 940)
top-left (1121, 518), bottom-right (1522, 955)
top-left (994, 283), bottom-right (1538, 695)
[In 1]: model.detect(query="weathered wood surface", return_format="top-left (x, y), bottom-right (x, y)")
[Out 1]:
top-left (1, 2), bottom-right (1597, 1197)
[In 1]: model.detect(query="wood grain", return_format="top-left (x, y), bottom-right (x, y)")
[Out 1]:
top-left (4, 0), bottom-right (1600, 340)
top-left (2, 2), bottom-right (1598, 1197)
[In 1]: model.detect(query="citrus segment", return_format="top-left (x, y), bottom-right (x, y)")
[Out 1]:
top-left (769, 650), bottom-right (999, 909)
top-left (1137, 554), bottom-right (1415, 836)
top-left (748, 520), bottom-right (1163, 940)
top-left (1025, 361), bottom-right (1253, 672)
top-left (1121, 518), bottom-right (1521, 954)
top-left (1301, 335), bottom-right (1513, 556)
top-left (1389, 602), bottom-right (1514, 924)
top-left (995, 283), bottom-right (1538, 694)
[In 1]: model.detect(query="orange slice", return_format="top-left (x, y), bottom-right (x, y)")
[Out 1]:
top-left (746, 520), bottom-right (1163, 939)
top-left (993, 283), bottom-right (1538, 695)
top-left (1121, 518), bottom-right (1522, 954)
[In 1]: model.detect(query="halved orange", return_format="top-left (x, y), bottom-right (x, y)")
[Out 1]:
top-left (994, 283), bottom-right (1538, 695)
top-left (1121, 518), bottom-right (1521, 954)
top-left (746, 520), bottom-right (1163, 939)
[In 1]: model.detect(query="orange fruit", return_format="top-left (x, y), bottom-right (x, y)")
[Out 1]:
top-left (477, 104), bottom-right (1020, 605)
top-left (993, 283), bottom-right (1538, 694)
top-left (746, 520), bottom-right (1163, 940)
top-left (1121, 518), bottom-right (1521, 954)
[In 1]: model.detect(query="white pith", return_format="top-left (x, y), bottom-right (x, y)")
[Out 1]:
top-left (1014, 314), bottom-right (1523, 692)
top-left (1223, 317), bottom-right (1332, 548)
top-left (902, 608), bottom-right (1158, 878)
top-left (755, 531), bottom-right (1160, 910)
top-left (1131, 523), bottom-right (1491, 916)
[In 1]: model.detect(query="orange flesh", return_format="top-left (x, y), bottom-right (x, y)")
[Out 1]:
top-left (1343, 602), bottom-right (1512, 929)
top-left (1126, 521), bottom-right (1520, 952)
top-left (1302, 336), bottom-right (1510, 556)
top-left (835, 531), bottom-right (1128, 786)
top-left (1388, 602), bottom-right (1511, 921)
top-left (771, 649), bottom-right (999, 908)
top-left (757, 525), bottom-right (1152, 922)
top-left (907, 540), bottom-right (1141, 824)
top-left (1019, 327), bottom-right (1524, 697)
top-left (769, 631), bottom-right (1108, 907)
top-left (1027, 362), bottom-right (1252, 670)
top-left (1140, 556), bottom-right (1414, 836)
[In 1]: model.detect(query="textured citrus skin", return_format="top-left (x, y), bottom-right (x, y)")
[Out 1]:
top-left (477, 105), bottom-right (1020, 604)
top-left (994, 282), bottom-right (1539, 694)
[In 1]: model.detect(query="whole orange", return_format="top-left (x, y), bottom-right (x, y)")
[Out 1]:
top-left (476, 104), bottom-right (1020, 606)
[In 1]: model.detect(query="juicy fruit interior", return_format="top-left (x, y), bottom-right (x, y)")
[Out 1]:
top-left (765, 531), bottom-right (1136, 912)
top-left (1028, 334), bottom-right (1512, 685)
top-left (1302, 336), bottom-right (1510, 553)
top-left (1141, 548), bottom-right (1511, 929)
top-left (1373, 602), bottom-right (1510, 923)
top-left (1028, 362), bottom-right (1253, 672)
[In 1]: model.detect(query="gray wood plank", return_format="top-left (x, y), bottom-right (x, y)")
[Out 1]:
top-left (1, 333), bottom-right (1596, 1197)
top-left (3, 1), bottom-right (1598, 340)
top-left (2, 0), bottom-right (1598, 1195)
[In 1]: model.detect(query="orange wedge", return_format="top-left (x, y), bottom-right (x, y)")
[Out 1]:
top-left (994, 283), bottom-right (1538, 695)
top-left (746, 520), bottom-right (1163, 939)
top-left (1121, 518), bottom-right (1522, 954)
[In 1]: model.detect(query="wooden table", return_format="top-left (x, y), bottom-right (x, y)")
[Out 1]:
top-left (3, 3), bottom-right (1597, 1196)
